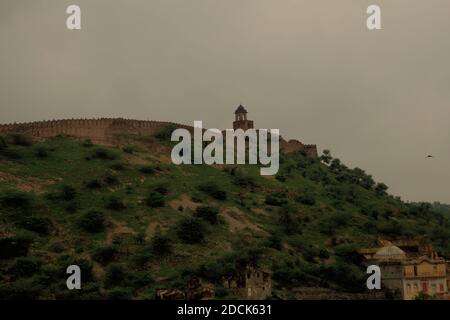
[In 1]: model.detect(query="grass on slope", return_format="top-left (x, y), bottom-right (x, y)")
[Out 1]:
top-left (0, 133), bottom-right (449, 299)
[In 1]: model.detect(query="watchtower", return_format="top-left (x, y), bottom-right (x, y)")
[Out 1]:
top-left (233, 105), bottom-right (254, 130)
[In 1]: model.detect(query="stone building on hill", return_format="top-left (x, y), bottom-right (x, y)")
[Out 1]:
top-left (222, 264), bottom-right (272, 300)
top-left (360, 239), bottom-right (449, 300)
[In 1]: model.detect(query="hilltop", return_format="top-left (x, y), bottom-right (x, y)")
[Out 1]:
top-left (0, 128), bottom-right (449, 300)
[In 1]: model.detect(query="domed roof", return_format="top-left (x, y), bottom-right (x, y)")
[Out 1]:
top-left (235, 105), bottom-right (248, 114)
top-left (374, 245), bottom-right (406, 261)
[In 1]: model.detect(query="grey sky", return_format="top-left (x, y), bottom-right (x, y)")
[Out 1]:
top-left (1, 0), bottom-right (449, 203)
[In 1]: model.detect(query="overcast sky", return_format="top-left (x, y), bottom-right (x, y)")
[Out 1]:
top-left (1, 0), bottom-right (449, 203)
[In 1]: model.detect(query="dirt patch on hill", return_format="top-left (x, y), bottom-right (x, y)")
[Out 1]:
top-left (0, 171), bottom-right (55, 193)
top-left (106, 220), bottom-right (136, 245)
top-left (220, 207), bottom-right (267, 235)
top-left (169, 193), bottom-right (200, 211)
top-left (92, 262), bottom-right (105, 280)
top-left (145, 222), bottom-right (159, 240)
top-left (251, 208), bottom-right (270, 217)
top-left (124, 154), bottom-right (151, 165)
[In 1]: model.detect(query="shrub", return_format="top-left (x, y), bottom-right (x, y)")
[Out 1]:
top-left (34, 147), bottom-right (49, 158)
top-left (0, 189), bottom-right (35, 210)
top-left (191, 193), bottom-right (203, 203)
top-left (8, 257), bottom-right (42, 278)
top-left (106, 288), bottom-right (132, 300)
top-left (375, 183), bottom-right (388, 196)
top-left (122, 145), bottom-right (134, 154)
top-left (8, 133), bottom-right (32, 146)
top-left (103, 172), bottom-right (119, 185)
top-left (92, 246), bottom-right (118, 265)
top-left (82, 139), bottom-right (93, 147)
top-left (18, 216), bottom-right (53, 235)
top-left (318, 261), bottom-right (366, 292)
top-left (150, 232), bottom-right (172, 256)
top-left (0, 278), bottom-right (43, 300)
top-left (139, 165), bottom-right (156, 175)
top-left (85, 178), bottom-right (103, 189)
top-left (110, 163), bottom-right (126, 171)
top-left (266, 234), bottom-right (283, 250)
top-left (198, 181), bottom-right (227, 201)
top-left (272, 263), bottom-right (309, 287)
top-left (46, 185), bottom-right (77, 202)
top-left (194, 206), bottom-right (219, 224)
top-left (232, 174), bottom-right (256, 188)
top-left (145, 191), bottom-right (165, 208)
top-left (153, 183), bottom-right (169, 195)
top-left (377, 220), bottom-right (404, 235)
top-left (91, 148), bottom-right (118, 160)
top-left (104, 264), bottom-right (127, 287)
top-left (296, 192), bottom-right (316, 206)
top-left (155, 125), bottom-right (176, 142)
top-left (265, 192), bottom-right (288, 206)
top-left (334, 243), bottom-right (362, 264)
top-left (105, 195), bottom-right (126, 211)
top-left (64, 200), bottom-right (79, 213)
top-left (176, 218), bottom-right (205, 244)
top-left (129, 271), bottom-right (153, 288)
top-left (1, 149), bottom-right (23, 159)
top-left (131, 251), bottom-right (152, 268)
top-left (278, 205), bottom-right (300, 235)
top-left (317, 218), bottom-right (337, 236)
top-left (0, 233), bottom-right (34, 259)
top-left (78, 210), bottom-right (106, 233)
top-left (0, 136), bottom-right (7, 150)
top-left (59, 185), bottom-right (77, 201)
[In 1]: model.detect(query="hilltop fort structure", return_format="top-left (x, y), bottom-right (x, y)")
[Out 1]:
top-left (0, 105), bottom-right (318, 157)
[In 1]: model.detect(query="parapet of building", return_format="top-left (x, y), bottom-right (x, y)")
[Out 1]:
top-left (222, 264), bottom-right (272, 300)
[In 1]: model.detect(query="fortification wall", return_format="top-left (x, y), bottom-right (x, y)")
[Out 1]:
top-left (281, 139), bottom-right (318, 158)
top-left (0, 118), bottom-right (317, 157)
top-left (0, 118), bottom-right (193, 144)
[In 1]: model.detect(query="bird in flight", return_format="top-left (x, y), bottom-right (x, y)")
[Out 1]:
top-left (426, 155), bottom-right (433, 158)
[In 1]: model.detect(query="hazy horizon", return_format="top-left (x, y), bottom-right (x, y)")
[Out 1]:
top-left (1, 0), bottom-right (450, 203)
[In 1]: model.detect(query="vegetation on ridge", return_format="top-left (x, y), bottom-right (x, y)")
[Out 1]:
top-left (0, 132), bottom-right (449, 299)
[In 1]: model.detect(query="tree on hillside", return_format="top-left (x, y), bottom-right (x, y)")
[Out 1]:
top-left (320, 149), bottom-right (332, 164)
top-left (375, 182), bottom-right (388, 196)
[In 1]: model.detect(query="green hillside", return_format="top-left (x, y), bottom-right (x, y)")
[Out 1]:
top-left (0, 132), bottom-right (449, 299)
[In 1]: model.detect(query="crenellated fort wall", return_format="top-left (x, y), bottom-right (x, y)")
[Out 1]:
top-left (0, 118), bottom-right (193, 144)
top-left (0, 117), bottom-right (318, 157)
